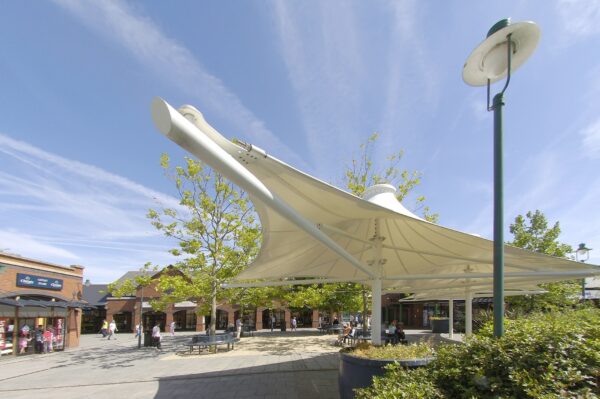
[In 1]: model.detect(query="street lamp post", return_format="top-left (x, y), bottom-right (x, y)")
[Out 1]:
top-left (463, 19), bottom-right (540, 338)
top-left (575, 243), bottom-right (592, 299)
top-left (137, 285), bottom-right (144, 349)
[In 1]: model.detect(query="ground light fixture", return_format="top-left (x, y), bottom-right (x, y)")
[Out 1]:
top-left (463, 18), bottom-right (540, 338)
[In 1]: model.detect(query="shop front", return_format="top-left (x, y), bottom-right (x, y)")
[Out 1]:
top-left (0, 297), bottom-right (81, 356)
top-left (0, 253), bottom-right (85, 356)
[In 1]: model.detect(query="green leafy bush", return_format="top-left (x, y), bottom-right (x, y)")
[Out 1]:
top-left (348, 341), bottom-right (434, 360)
top-left (355, 308), bottom-right (600, 399)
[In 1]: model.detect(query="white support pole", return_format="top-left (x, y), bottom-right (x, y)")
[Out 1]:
top-left (151, 98), bottom-right (374, 279)
top-left (465, 291), bottom-right (473, 337)
top-left (371, 278), bottom-right (382, 346)
top-left (448, 299), bottom-right (454, 339)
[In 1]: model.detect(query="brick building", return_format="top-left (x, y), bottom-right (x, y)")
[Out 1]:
top-left (104, 267), bottom-right (322, 334)
top-left (0, 252), bottom-right (86, 356)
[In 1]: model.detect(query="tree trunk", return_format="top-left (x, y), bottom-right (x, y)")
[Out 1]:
top-left (210, 282), bottom-right (217, 335)
top-left (362, 285), bottom-right (368, 327)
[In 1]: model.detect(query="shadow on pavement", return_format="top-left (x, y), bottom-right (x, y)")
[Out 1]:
top-left (153, 353), bottom-right (340, 399)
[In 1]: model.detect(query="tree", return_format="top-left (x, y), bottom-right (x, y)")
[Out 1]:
top-left (344, 133), bottom-right (438, 223)
top-left (345, 133), bottom-right (438, 320)
top-left (285, 134), bottom-right (436, 324)
top-left (506, 210), bottom-right (578, 312)
top-left (146, 154), bottom-right (261, 334)
top-left (107, 264), bottom-right (154, 300)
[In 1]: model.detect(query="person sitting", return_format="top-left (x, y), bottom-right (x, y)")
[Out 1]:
top-left (332, 318), bottom-right (339, 325)
top-left (396, 322), bottom-right (406, 341)
top-left (388, 321), bottom-right (396, 334)
top-left (395, 321), bottom-right (407, 344)
top-left (342, 323), bottom-right (353, 344)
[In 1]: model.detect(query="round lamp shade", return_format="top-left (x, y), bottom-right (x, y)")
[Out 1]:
top-left (463, 19), bottom-right (540, 87)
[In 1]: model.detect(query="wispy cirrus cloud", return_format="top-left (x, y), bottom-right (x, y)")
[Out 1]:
top-left (52, 0), bottom-right (305, 169)
top-left (0, 132), bottom-right (177, 280)
top-left (580, 117), bottom-right (600, 159)
top-left (270, 1), bottom-right (438, 180)
top-left (270, 0), bottom-right (365, 177)
top-left (557, 0), bottom-right (600, 37)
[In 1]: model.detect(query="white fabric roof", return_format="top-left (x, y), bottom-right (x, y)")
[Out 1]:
top-left (152, 99), bottom-right (600, 295)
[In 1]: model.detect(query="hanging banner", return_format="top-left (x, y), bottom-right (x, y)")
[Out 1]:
top-left (16, 273), bottom-right (63, 291)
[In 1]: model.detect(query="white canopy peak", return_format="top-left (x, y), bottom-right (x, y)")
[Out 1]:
top-left (362, 184), bottom-right (423, 220)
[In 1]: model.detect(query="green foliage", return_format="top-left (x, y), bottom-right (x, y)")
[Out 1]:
top-left (282, 283), bottom-right (367, 313)
top-left (107, 262), bottom-right (154, 298)
top-left (355, 309), bottom-right (600, 398)
top-left (507, 210), bottom-right (580, 312)
top-left (355, 365), bottom-right (442, 399)
top-left (350, 342), bottom-right (434, 360)
top-left (147, 154), bottom-right (261, 333)
top-left (509, 210), bottom-right (573, 257)
top-left (343, 133), bottom-right (438, 223)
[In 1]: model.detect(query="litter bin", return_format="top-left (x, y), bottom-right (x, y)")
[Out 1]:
top-left (143, 331), bottom-right (153, 347)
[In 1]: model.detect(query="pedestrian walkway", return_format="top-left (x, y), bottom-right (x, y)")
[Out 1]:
top-left (0, 328), bottom-right (460, 399)
top-left (0, 330), bottom-right (340, 399)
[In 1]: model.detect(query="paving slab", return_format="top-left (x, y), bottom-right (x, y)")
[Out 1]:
top-left (0, 330), bottom-right (340, 399)
top-left (0, 328), bottom-right (456, 398)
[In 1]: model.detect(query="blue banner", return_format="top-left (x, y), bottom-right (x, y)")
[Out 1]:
top-left (16, 273), bottom-right (63, 291)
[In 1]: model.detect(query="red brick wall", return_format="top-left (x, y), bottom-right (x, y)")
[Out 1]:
top-left (0, 265), bottom-right (83, 301)
top-left (105, 299), bottom-right (136, 322)
top-left (67, 308), bottom-right (81, 348)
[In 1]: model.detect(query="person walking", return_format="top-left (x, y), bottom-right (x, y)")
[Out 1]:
top-left (107, 320), bottom-right (117, 340)
top-left (270, 314), bottom-right (275, 332)
top-left (134, 322), bottom-right (142, 338)
top-left (169, 321), bottom-right (175, 337)
top-left (152, 323), bottom-right (161, 350)
top-left (291, 316), bottom-right (297, 332)
top-left (18, 332), bottom-right (31, 354)
top-left (100, 319), bottom-right (108, 338)
top-left (235, 318), bottom-right (242, 338)
top-left (42, 327), bottom-right (53, 353)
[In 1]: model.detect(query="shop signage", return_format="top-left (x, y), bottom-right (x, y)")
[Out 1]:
top-left (16, 273), bottom-right (63, 291)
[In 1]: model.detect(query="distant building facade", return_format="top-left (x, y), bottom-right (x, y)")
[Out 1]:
top-left (104, 267), bottom-right (322, 333)
top-left (81, 282), bottom-right (108, 334)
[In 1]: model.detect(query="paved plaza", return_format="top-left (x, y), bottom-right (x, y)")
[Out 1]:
top-left (0, 329), bottom-right (457, 399)
top-left (0, 330), bottom-right (342, 399)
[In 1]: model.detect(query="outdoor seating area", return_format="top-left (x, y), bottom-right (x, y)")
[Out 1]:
top-left (185, 332), bottom-right (238, 354)
top-left (318, 324), bottom-right (344, 334)
top-left (334, 327), bottom-right (411, 347)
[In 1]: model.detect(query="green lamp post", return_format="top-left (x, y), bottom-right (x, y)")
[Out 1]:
top-left (463, 19), bottom-right (540, 338)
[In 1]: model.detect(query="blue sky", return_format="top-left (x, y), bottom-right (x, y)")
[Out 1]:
top-left (1, 1), bottom-right (599, 283)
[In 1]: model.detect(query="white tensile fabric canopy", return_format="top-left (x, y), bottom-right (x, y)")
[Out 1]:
top-left (151, 98), bottom-right (599, 343)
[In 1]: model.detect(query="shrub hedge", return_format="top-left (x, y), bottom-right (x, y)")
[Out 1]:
top-left (355, 308), bottom-right (600, 399)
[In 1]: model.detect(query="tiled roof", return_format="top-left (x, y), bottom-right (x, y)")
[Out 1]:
top-left (82, 284), bottom-right (110, 306)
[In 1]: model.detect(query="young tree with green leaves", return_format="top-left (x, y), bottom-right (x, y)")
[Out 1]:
top-left (344, 133), bottom-right (437, 320)
top-left (285, 133), bottom-right (437, 324)
top-left (146, 154), bottom-right (261, 334)
top-left (344, 132), bottom-right (438, 223)
top-left (506, 209), bottom-right (579, 312)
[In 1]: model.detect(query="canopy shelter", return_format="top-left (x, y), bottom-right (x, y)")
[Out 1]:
top-left (151, 98), bottom-right (599, 344)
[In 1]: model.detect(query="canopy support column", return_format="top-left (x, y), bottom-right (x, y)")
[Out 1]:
top-left (448, 299), bottom-right (454, 339)
top-left (371, 278), bottom-right (382, 345)
top-left (465, 291), bottom-right (473, 337)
